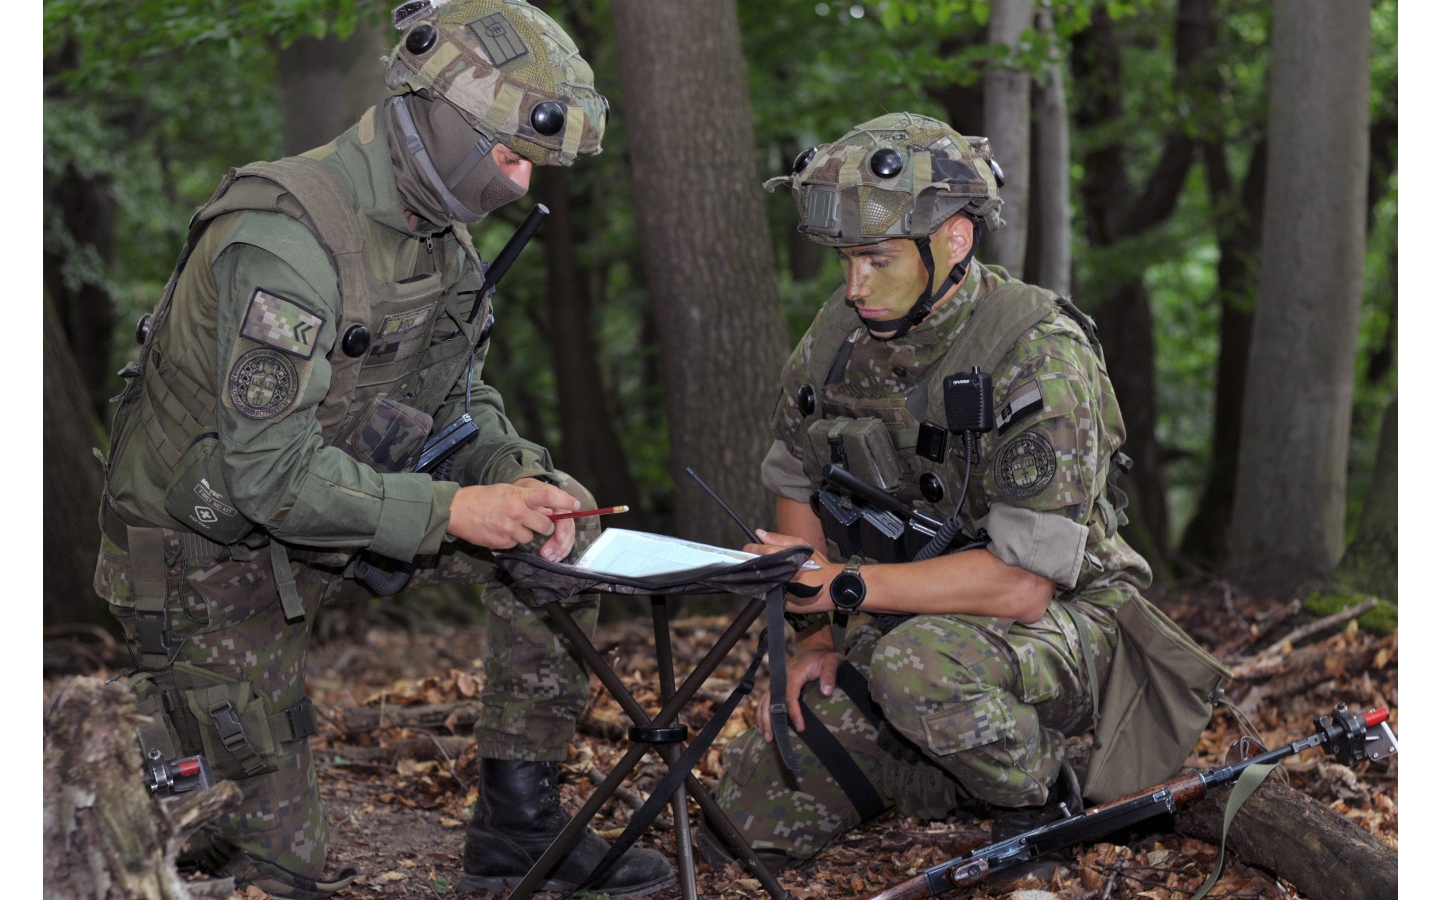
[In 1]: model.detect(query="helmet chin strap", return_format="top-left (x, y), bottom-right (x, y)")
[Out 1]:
top-left (862, 235), bottom-right (975, 340)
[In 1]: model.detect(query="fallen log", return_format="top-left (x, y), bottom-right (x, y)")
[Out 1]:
top-left (44, 676), bottom-right (241, 899)
top-left (1173, 770), bottom-right (1397, 900)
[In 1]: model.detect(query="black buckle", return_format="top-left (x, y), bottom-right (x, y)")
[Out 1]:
top-left (210, 702), bottom-right (248, 753)
top-left (281, 698), bottom-right (318, 741)
top-left (134, 610), bottom-right (169, 656)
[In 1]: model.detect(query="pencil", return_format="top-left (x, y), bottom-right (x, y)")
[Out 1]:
top-left (548, 505), bottom-right (630, 521)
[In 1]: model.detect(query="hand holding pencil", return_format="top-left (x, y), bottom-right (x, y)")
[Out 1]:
top-left (548, 505), bottom-right (630, 521)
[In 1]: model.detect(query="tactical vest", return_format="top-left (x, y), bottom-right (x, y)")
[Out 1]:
top-left (106, 157), bottom-right (488, 533)
top-left (792, 278), bottom-right (1109, 565)
top-left (101, 156), bottom-right (490, 639)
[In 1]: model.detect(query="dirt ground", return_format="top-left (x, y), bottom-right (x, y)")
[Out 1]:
top-left (47, 580), bottom-right (1399, 899)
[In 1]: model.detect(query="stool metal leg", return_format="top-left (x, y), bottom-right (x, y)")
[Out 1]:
top-left (651, 596), bottom-right (698, 900)
top-left (512, 597), bottom-right (791, 900)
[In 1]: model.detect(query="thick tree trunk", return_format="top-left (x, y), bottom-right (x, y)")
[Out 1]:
top-left (1180, 140), bottom-right (1266, 567)
top-left (534, 166), bottom-right (639, 513)
top-left (611, 0), bottom-right (788, 545)
top-left (276, 18), bottom-right (391, 156)
top-left (983, 0), bottom-right (1034, 278)
top-left (44, 292), bottom-right (110, 631)
top-left (1230, 0), bottom-right (1371, 594)
top-left (1174, 772), bottom-right (1397, 900)
top-left (1030, 1), bottom-right (1071, 297)
top-left (44, 677), bottom-right (241, 899)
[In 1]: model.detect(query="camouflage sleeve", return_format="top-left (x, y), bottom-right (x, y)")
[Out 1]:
top-left (977, 316), bottom-right (1107, 588)
top-left (211, 213), bottom-right (452, 561)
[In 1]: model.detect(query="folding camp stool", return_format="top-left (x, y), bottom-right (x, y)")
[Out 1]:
top-left (492, 547), bottom-right (813, 900)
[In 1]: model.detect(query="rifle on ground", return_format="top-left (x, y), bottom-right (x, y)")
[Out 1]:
top-left (865, 703), bottom-right (1398, 899)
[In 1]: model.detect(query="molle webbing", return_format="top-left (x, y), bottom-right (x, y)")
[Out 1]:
top-left (800, 280), bottom-right (1061, 531)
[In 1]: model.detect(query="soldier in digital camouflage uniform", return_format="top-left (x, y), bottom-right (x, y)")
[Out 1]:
top-left (709, 112), bottom-right (1153, 877)
top-left (92, 2), bottom-right (672, 896)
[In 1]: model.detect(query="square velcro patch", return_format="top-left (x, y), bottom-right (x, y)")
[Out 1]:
top-left (471, 12), bottom-right (529, 67)
top-left (240, 289), bottom-right (324, 358)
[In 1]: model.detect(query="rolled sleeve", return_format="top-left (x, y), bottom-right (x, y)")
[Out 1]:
top-left (982, 503), bottom-right (1087, 589)
top-left (760, 439), bottom-right (812, 503)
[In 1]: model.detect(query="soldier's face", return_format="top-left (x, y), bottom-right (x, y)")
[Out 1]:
top-left (836, 215), bottom-right (972, 335)
top-left (837, 239), bottom-right (933, 332)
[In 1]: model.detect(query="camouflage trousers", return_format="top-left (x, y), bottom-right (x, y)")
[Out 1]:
top-left (713, 596), bottom-right (1120, 861)
top-left (93, 475), bottom-right (600, 884)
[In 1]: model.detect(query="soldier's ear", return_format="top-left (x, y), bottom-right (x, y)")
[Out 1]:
top-left (942, 213), bottom-right (974, 261)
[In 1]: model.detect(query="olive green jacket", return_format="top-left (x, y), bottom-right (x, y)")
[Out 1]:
top-left (103, 106), bottom-right (552, 563)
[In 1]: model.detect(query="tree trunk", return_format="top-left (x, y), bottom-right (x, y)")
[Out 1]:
top-left (276, 18), bottom-right (392, 156)
top-left (43, 38), bottom-right (121, 418)
top-left (534, 166), bottom-right (640, 513)
top-left (1174, 772), bottom-right (1397, 900)
top-left (1030, 1), bottom-right (1071, 297)
top-left (611, 0), bottom-right (788, 546)
top-left (1333, 398), bottom-right (1397, 602)
top-left (1179, 140), bottom-right (1266, 567)
top-left (983, 0), bottom-right (1034, 278)
top-left (1230, 0), bottom-right (1371, 594)
top-left (44, 677), bottom-right (242, 899)
top-left (44, 292), bottom-right (110, 631)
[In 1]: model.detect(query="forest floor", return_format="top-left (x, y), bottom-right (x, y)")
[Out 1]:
top-left (44, 578), bottom-right (1398, 900)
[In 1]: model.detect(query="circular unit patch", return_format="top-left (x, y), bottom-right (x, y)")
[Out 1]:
top-left (994, 430), bottom-right (1058, 499)
top-left (228, 348), bottom-right (299, 420)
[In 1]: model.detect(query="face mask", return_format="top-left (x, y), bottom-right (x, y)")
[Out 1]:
top-left (387, 94), bottom-right (527, 225)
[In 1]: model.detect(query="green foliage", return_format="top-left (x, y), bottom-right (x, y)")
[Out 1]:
top-left (1302, 591), bottom-right (1397, 636)
top-left (46, 0), bottom-right (1399, 582)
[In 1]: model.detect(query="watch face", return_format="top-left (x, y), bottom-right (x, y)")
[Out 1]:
top-left (831, 571), bottom-right (866, 611)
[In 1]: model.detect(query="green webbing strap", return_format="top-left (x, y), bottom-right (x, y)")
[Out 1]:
top-left (128, 525), bottom-right (172, 670)
top-left (1190, 762), bottom-right (1277, 900)
top-left (271, 697), bottom-right (318, 743)
top-left (269, 543), bottom-right (306, 623)
top-left (202, 689), bottom-right (269, 777)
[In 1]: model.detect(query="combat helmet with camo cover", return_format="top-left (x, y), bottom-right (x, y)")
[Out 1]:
top-left (385, 0), bottom-right (608, 167)
top-left (766, 112), bottom-right (1006, 337)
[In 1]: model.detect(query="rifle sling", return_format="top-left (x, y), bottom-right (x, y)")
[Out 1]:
top-left (795, 661), bottom-right (887, 822)
top-left (1189, 762), bottom-right (1278, 900)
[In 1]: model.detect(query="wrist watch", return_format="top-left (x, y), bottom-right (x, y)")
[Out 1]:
top-left (830, 556), bottom-right (867, 612)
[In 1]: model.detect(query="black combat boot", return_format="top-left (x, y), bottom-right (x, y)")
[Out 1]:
top-left (460, 758), bottom-right (676, 897)
top-left (987, 760), bottom-right (1083, 882)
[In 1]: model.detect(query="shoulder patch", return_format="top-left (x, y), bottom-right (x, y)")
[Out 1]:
top-left (228, 348), bottom-right (301, 419)
top-left (994, 430), bottom-right (1057, 499)
top-left (995, 380), bottom-right (1044, 437)
top-left (240, 288), bottom-right (324, 358)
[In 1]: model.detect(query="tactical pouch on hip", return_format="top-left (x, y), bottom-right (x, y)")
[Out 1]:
top-left (1082, 596), bottom-right (1232, 803)
top-left (163, 436), bottom-right (254, 545)
top-left (129, 663), bottom-right (315, 781)
top-left (334, 396), bottom-right (434, 473)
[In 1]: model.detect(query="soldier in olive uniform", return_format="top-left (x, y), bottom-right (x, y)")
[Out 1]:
top-left (93, 1), bottom-right (672, 896)
top-left (710, 113), bottom-right (1153, 876)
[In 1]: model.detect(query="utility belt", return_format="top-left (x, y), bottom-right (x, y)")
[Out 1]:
top-left (100, 496), bottom-right (325, 668)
